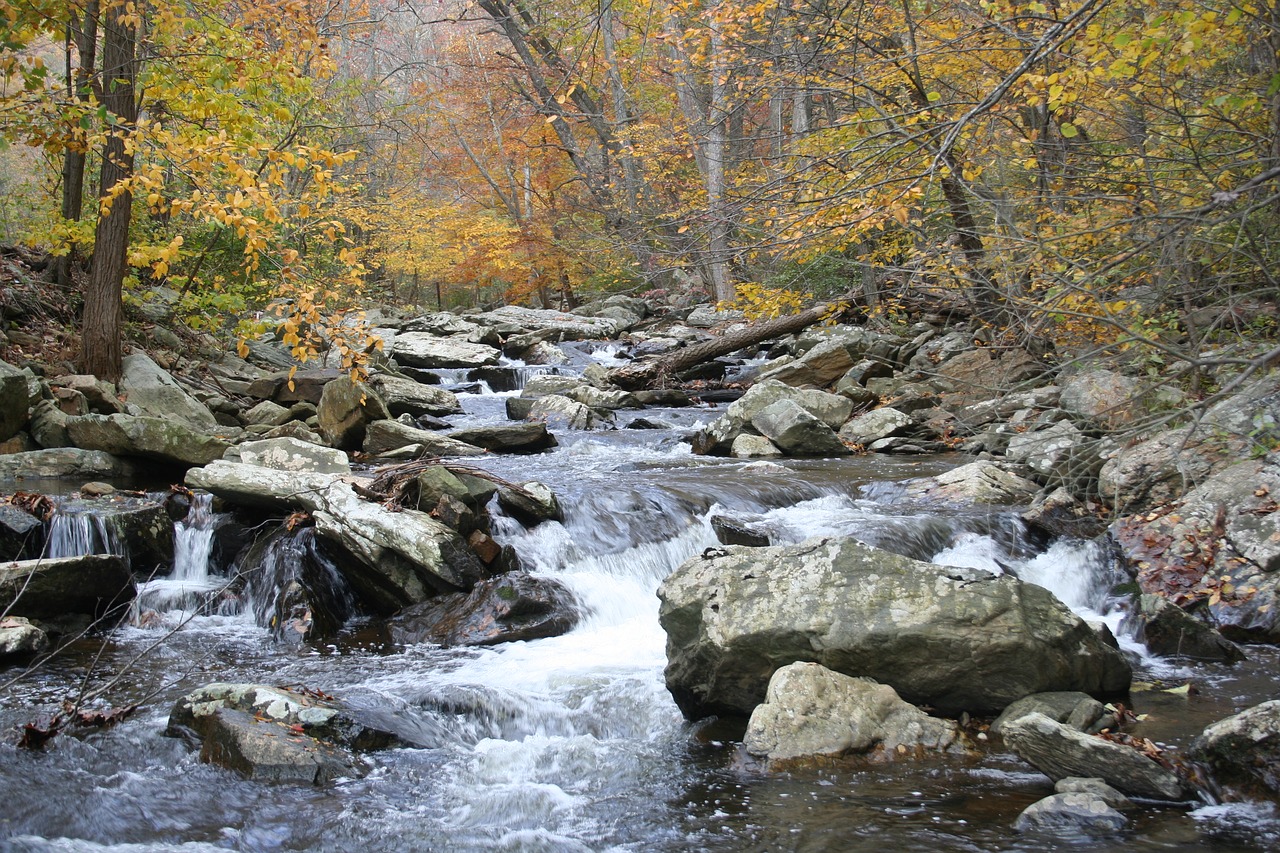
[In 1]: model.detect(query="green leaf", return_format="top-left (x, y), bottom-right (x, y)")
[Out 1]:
top-left (926, 91), bottom-right (941, 102)
top-left (1059, 122), bottom-right (1078, 138)
top-left (1113, 33), bottom-right (1132, 47)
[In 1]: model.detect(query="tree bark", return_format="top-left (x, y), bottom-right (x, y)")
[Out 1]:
top-left (54, 0), bottom-right (99, 287)
top-left (80, 3), bottom-right (138, 382)
top-left (607, 296), bottom-right (860, 390)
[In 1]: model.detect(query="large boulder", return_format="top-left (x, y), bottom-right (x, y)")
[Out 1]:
top-left (0, 554), bottom-right (134, 619)
top-left (658, 537), bottom-right (1131, 718)
top-left (1001, 712), bottom-right (1186, 800)
top-left (0, 615), bottom-right (49, 659)
top-left (743, 662), bottom-right (964, 763)
top-left (388, 573), bottom-right (579, 647)
top-left (0, 358), bottom-right (30, 442)
top-left (693, 380), bottom-right (852, 455)
top-left (391, 333), bottom-right (501, 369)
top-left (837, 407), bottom-right (911, 447)
top-left (118, 352), bottom-right (220, 432)
top-left (750, 400), bottom-right (849, 456)
top-left (526, 395), bottom-right (608, 431)
top-left (1189, 700), bottom-right (1280, 799)
top-left (1059, 369), bottom-right (1146, 430)
top-left (370, 373), bottom-right (462, 418)
top-left (317, 378), bottom-right (390, 450)
top-left (66, 413), bottom-right (230, 466)
top-left (931, 347), bottom-right (1046, 408)
top-left (0, 448), bottom-right (138, 482)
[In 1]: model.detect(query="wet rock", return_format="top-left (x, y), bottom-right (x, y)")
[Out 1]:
top-left (362, 420), bottom-right (485, 458)
top-left (392, 333), bottom-right (501, 369)
top-left (370, 373), bottom-right (462, 418)
top-left (0, 615), bottom-right (49, 659)
top-left (903, 460), bottom-right (1040, 505)
top-left (388, 573), bottom-right (579, 647)
top-left (634, 389), bottom-right (694, 407)
top-left (0, 554), bottom-right (134, 620)
top-left (527, 395), bottom-right (608, 431)
top-left (658, 537), bottom-right (1131, 719)
top-left (447, 422), bottom-right (557, 454)
top-left (991, 692), bottom-right (1109, 735)
top-left (66, 413), bottom-right (231, 466)
top-left (0, 358), bottom-right (30, 442)
top-left (497, 481), bottom-right (562, 526)
top-left (224, 436), bottom-right (351, 475)
top-left (751, 400), bottom-right (850, 457)
top-left (744, 663), bottom-right (965, 763)
top-left (1055, 776), bottom-right (1134, 809)
top-left (117, 352), bottom-right (219, 432)
top-left (1013, 792), bottom-right (1127, 835)
top-left (238, 526), bottom-right (358, 643)
top-left (317, 377), bottom-right (390, 450)
top-left (0, 501), bottom-right (44, 560)
top-left (1001, 712), bottom-right (1185, 800)
top-left (1190, 700), bottom-right (1280, 799)
top-left (0, 448), bottom-right (138, 482)
top-left (837, 407), bottom-right (911, 447)
top-left (1128, 594), bottom-right (1244, 662)
top-left (710, 514), bottom-right (771, 547)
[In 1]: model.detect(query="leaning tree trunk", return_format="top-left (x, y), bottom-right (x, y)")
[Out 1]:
top-left (80, 4), bottom-right (138, 382)
top-left (608, 296), bottom-right (861, 390)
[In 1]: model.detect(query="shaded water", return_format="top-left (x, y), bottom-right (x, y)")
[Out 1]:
top-left (3, 385), bottom-right (1279, 851)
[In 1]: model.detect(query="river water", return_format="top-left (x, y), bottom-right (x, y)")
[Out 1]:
top-left (2, 357), bottom-right (1279, 851)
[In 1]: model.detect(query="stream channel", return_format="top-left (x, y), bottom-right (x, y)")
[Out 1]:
top-left (3, 345), bottom-right (1279, 851)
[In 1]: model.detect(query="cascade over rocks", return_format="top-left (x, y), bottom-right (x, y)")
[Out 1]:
top-left (658, 536), bottom-right (1130, 719)
top-left (186, 462), bottom-right (486, 610)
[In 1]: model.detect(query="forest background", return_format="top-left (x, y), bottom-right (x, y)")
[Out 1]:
top-left (1, 0), bottom-right (1277, 383)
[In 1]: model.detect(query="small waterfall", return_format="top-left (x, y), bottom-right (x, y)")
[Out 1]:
top-left (132, 493), bottom-right (229, 617)
top-left (240, 524), bottom-right (358, 642)
top-left (45, 507), bottom-right (125, 562)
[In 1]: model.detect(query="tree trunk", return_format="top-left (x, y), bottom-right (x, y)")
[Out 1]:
top-left (607, 296), bottom-right (860, 390)
top-left (80, 3), bottom-right (138, 382)
top-left (54, 0), bottom-right (99, 288)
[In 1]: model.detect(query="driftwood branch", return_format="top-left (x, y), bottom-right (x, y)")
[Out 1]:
top-left (608, 295), bottom-right (863, 390)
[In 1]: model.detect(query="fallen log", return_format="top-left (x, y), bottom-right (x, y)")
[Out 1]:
top-left (608, 295), bottom-right (861, 390)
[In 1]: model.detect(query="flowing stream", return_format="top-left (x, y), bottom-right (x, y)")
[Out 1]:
top-left (3, 357), bottom-right (1279, 851)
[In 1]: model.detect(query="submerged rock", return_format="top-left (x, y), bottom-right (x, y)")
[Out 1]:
top-left (167, 683), bottom-right (402, 784)
top-left (743, 663), bottom-right (965, 763)
top-left (658, 536), bottom-right (1131, 718)
top-left (1001, 712), bottom-right (1185, 800)
top-left (388, 573), bottom-right (579, 647)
